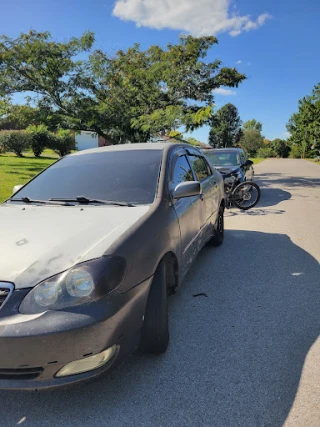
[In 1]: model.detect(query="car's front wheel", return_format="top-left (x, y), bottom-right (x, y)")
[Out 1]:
top-left (139, 260), bottom-right (169, 354)
top-left (209, 205), bottom-right (224, 247)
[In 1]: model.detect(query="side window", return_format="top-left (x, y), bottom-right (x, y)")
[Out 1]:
top-left (171, 155), bottom-right (193, 190)
top-left (203, 157), bottom-right (213, 175)
top-left (187, 155), bottom-right (212, 182)
top-left (240, 150), bottom-right (246, 164)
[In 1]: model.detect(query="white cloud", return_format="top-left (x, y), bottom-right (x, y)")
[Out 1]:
top-left (212, 88), bottom-right (236, 96)
top-left (281, 131), bottom-right (290, 140)
top-left (236, 60), bottom-right (242, 64)
top-left (112, 0), bottom-right (272, 37)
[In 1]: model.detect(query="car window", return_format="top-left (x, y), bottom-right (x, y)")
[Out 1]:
top-left (171, 155), bottom-right (194, 189)
top-left (240, 150), bottom-right (246, 164)
top-left (13, 150), bottom-right (162, 205)
top-left (187, 155), bottom-right (212, 182)
top-left (205, 152), bottom-right (240, 167)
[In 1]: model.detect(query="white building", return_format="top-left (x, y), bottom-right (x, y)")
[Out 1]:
top-left (75, 131), bottom-right (110, 151)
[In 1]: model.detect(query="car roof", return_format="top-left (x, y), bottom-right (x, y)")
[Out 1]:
top-left (202, 147), bottom-right (242, 152)
top-left (71, 142), bottom-right (201, 156)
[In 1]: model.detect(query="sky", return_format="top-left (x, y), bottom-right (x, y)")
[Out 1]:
top-left (0, 0), bottom-right (320, 143)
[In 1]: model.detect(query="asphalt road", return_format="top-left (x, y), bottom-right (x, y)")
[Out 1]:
top-left (1, 159), bottom-right (320, 427)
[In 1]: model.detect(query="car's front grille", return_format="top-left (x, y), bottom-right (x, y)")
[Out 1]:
top-left (0, 367), bottom-right (44, 380)
top-left (0, 283), bottom-right (13, 309)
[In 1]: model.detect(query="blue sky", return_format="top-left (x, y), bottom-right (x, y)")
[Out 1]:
top-left (1, 0), bottom-right (320, 142)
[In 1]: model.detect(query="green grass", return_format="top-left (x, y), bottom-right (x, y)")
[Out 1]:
top-left (306, 158), bottom-right (320, 164)
top-left (0, 150), bottom-right (58, 203)
top-left (250, 158), bottom-right (265, 164)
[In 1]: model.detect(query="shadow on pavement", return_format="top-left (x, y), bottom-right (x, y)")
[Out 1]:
top-left (1, 230), bottom-right (319, 427)
top-left (256, 172), bottom-right (320, 189)
top-left (225, 207), bottom-right (286, 217)
top-left (256, 187), bottom-right (291, 208)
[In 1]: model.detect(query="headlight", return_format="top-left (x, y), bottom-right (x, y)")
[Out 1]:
top-left (224, 176), bottom-right (236, 185)
top-left (20, 256), bottom-right (126, 314)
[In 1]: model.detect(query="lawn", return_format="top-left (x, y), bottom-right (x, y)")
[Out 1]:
top-left (306, 158), bottom-right (320, 164)
top-left (250, 158), bottom-right (264, 164)
top-left (0, 150), bottom-right (58, 203)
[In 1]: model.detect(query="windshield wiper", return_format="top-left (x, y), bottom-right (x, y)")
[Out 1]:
top-left (10, 197), bottom-right (72, 206)
top-left (49, 196), bottom-right (136, 207)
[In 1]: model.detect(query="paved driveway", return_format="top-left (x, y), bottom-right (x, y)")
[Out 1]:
top-left (1, 159), bottom-right (320, 427)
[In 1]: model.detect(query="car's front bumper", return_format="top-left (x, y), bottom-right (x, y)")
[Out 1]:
top-left (0, 277), bottom-right (152, 390)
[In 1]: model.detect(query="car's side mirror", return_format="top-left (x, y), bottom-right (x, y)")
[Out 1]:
top-left (173, 181), bottom-right (201, 199)
top-left (244, 159), bottom-right (253, 166)
top-left (12, 185), bottom-right (23, 196)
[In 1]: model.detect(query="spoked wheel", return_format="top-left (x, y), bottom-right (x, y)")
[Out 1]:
top-left (232, 181), bottom-right (261, 210)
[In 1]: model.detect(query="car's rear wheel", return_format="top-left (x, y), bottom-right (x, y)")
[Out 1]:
top-left (208, 205), bottom-right (224, 247)
top-left (139, 260), bottom-right (169, 354)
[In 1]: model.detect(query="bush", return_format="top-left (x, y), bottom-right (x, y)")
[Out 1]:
top-left (289, 144), bottom-right (302, 158)
top-left (51, 129), bottom-right (75, 157)
top-left (26, 124), bottom-right (52, 157)
top-left (256, 147), bottom-right (276, 158)
top-left (272, 139), bottom-right (291, 158)
top-left (0, 130), bottom-right (30, 156)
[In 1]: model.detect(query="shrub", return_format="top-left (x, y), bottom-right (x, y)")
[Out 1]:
top-left (0, 130), bottom-right (30, 157)
top-left (51, 129), bottom-right (75, 157)
top-left (289, 144), bottom-right (302, 158)
top-left (26, 124), bottom-right (52, 157)
top-left (256, 147), bottom-right (276, 158)
top-left (0, 132), bottom-right (9, 154)
top-left (272, 139), bottom-right (291, 158)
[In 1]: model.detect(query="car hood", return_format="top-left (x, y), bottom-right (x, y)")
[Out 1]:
top-left (0, 204), bottom-right (149, 289)
top-left (214, 165), bottom-right (241, 175)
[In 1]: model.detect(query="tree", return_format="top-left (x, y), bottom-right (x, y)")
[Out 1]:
top-left (242, 119), bottom-right (262, 132)
top-left (271, 138), bottom-right (291, 158)
top-left (0, 31), bottom-right (245, 143)
top-left (257, 147), bottom-right (276, 158)
top-left (287, 83), bottom-right (320, 158)
top-left (0, 103), bottom-right (40, 130)
top-left (240, 129), bottom-right (264, 157)
top-left (168, 130), bottom-right (183, 140)
top-left (186, 137), bottom-right (201, 146)
top-left (208, 103), bottom-right (242, 148)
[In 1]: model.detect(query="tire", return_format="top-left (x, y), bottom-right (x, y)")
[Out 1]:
top-left (139, 260), bottom-right (169, 354)
top-left (209, 205), bottom-right (224, 247)
top-left (232, 181), bottom-right (261, 210)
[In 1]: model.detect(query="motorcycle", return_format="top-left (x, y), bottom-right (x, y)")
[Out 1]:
top-left (220, 169), bottom-right (261, 210)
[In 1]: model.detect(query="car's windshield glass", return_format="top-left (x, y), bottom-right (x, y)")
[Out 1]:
top-left (205, 151), bottom-right (240, 167)
top-left (13, 150), bottom-right (162, 205)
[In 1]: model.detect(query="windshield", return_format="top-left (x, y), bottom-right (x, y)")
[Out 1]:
top-left (205, 151), bottom-right (240, 167)
top-left (13, 150), bottom-right (162, 205)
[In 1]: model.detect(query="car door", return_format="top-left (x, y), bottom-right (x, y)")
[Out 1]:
top-left (169, 152), bottom-right (203, 270)
top-left (187, 151), bottom-right (219, 242)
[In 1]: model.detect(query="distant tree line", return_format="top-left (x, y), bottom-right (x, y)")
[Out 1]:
top-left (286, 82), bottom-right (320, 159)
top-left (207, 103), bottom-right (291, 158)
top-left (208, 82), bottom-right (320, 159)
